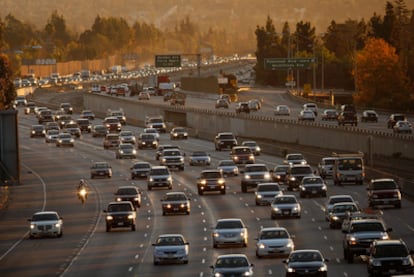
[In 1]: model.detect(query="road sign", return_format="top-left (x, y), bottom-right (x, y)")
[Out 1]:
top-left (155, 55), bottom-right (181, 67)
top-left (264, 58), bottom-right (316, 70)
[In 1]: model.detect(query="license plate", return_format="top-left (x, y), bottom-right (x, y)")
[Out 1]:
top-left (283, 211), bottom-right (290, 215)
top-left (99, 172), bottom-right (104, 175)
top-left (389, 269), bottom-right (396, 274)
top-left (173, 208), bottom-right (179, 211)
top-left (312, 190), bottom-right (317, 194)
top-left (117, 222), bottom-right (124, 226)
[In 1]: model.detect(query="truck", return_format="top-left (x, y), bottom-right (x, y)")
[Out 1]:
top-left (170, 91), bottom-right (186, 105)
top-left (80, 69), bottom-right (91, 81)
top-left (218, 72), bottom-right (238, 102)
top-left (332, 152), bottom-right (365, 186)
top-left (156, 75), bottom-right (175, 96)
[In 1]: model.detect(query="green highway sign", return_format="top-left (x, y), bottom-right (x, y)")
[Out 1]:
top-left (155, 55), bottom-right (181, 67)
top-left (264, 58), bottom-right (316, 70)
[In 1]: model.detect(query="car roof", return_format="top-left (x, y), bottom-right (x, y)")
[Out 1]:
top-left (117, 185), bottom-right (138, 190)
top-left (260, 226), bottom-right (288, 232)
top-left (157, 234), bottom-right (185, 238)
top-left (217, 218), bottom-right (243, 222)
top-left (165, 192), bottom-right (186, 196)
top-left (217, 254), bottom-right (248, 259)
top-left (33, 211), bottom-right (59, 215)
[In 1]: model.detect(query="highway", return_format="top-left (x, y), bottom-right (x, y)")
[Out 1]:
top-left (0, 100), bottom-right (413, 277)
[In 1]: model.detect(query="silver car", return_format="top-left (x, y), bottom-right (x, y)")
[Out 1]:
top-left (210, 254), bottom-right (254, 277)
top-left (119, 130), bottom-right (136, 144)
top-left (115, 143), bottom-right (137, 159)
top-left (324, 194), bottom-right (355, 221)
top-left (271, 195), bottom-right (301, 219)
top-left (28, 211), bottom-right (63, 239)
top-left (189, 151), bottom-right (211, 166)
top-left (161, 192), bottom-right (190, 215)
top-left (241, 163), bottom-right (271, 192)
top-left (56, 132), bottom-right (74, 147)
top-left (255, 227), bottom-right (294, 258)
top-left (217, 159), bottom-right (239, 177)
top-left (152, 234), bottom-right (189, 265)
top-left (255, 183), bottom-right (283, 206)
top-left (212, 218), bottom-right (248, 248)
top-left (130, 161), bottom-right (151, 179)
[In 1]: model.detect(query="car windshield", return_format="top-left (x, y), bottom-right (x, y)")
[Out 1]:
top-left (234, 148), bottom-right (251, 154)
top-left (260, 230), bottom-right (288, 239)
top-left (273, 197), bottom-right (296, 204)
top-left (216, 257), bottom-right (249, 268)
top-left (220, 134), bottom-right (235, 140)
top-left (245, 166), bottom-right (267, 172)
top-left (216, 220), bottom-right (243, 229)
top-left (332, 204), bottom-right (358, 213)
top-left (219, 161), bottom-right (235, 166)
top-left (303, 178), bottom-right (323, 185)
top-left (338, 159), bottom-right (362, 170)
top-left (372, 181), bottom-right (397, 190)
top-left (258, 184), bottom-right (280, 191)
top-left (275, 166), bottom-right (288, 173)
top-left (201, 171), bottom-right (221, 178)
top-left (323, 159), bottom-right (336, 165)
top-left (141, 134), bottom-right (154, 140)
top-left (116, 188), bottom-right (137, 195)
top-left (120, 131), bottom-right (133, 136)
top-left (151, 169), bottom-right (169, 175)
top-left (351, 222), bottom-right (385, 232)
top-left (94, 163), bottom-right (109, 168)
top-left (192, 152), bottom-right (207, 157)
top-left (164, 150), bottom-right (181, 156)
top-left (156, 236), bottom-right (184, 246)
top-left (59, 134), bottom-right (71, 139)
top-left (107, 203), bottom-right (132, 212)
top-left (289, 251), bottom-right (322, 262)
top-left (133, 163), bottom-right (150, 169)
top-left (164, 194), bottom-right (187, 201)
top-left (329, 196), bottom-right (353, 205)
top-left (291, 167), bottom-right (312, 174)
top-left (32, 213), bottom-right (58, 221)
top-left (174, 128), bottom-right (185, 132)
top-left (372, 245), bottom-right (408, 258)
top-left (287, 154), bottom-right (304, 160)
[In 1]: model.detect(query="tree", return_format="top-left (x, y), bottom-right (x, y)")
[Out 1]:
top-left (0, 53), bottom-right (16, 110)
top-left (354, 37), bottom-right (410, 109)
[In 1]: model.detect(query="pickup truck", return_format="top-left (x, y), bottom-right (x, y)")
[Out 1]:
top-left (159, 149), bottom-right (185, 171)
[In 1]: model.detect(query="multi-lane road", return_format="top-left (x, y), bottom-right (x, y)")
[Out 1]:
top-left (1, 93), bottom-right (413, 276)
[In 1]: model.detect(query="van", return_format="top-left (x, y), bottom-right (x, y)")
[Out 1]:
top-left (332, 152), bottom-right (365, 186)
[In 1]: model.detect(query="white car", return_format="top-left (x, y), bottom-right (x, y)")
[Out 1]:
top-left (303, 102), bottom-right (318, 116)
top-left (255, 227), bottom-right (294, 258)
top-left (28, 211), bottom-right (63, 239)
top-left (152, 234), bottom-right (189, 265)
top-left (271, 195), bottom-right (301, 219)
top-left (255, 183), bottom-right (283, 206)
top-left (217, 159), bottom-right (239, 177)
top-left (119, 130), bottom-right (136, 144)
top-left (210, 254), bottom-right (254, 277)
top-left (212, 218), bottom-right (248, 248)
top-left (143, 127), bottom-right (160, 140)
top-left (241, 140), bottom-right (261, 155)
top-left (298, 109), bottom-right (316, 121)
top-left (274, 105), bottom-right (290, 116)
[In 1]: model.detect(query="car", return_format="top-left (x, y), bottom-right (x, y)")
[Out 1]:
top-left (189, 151), bottom-right (211, 166)
top-left (159, 148), bottom-right (185, 170)
top-left (210, 254), bottom-right (254, 277)
top-left (387, 113), bottom-right (406, 128)
top-left (103, 201), bottom-right (136, 232)
top-left (55, 132), bottom-right (74, 147)
top-left (147, 166), bottom-right (173, 190)
top-left (37, 109), bottom-right (54, 124)
top-left (103, 133), bottom-right (120, 149)
top-left (215, 98), bottom-right (229, 108)
top-left (241, 163), bottom-right (271, 192)
top-left (138, 91), bottom-right (150, 100)
top-left (303, 102), bottom-right (318, 116)
top-left (30, 124), bottom-right (46, 137)
top-left (230, 146), bottom-right (255, 165)
top-left (218, 94), bottom-right (231, 103)
top-left (332, 152), bottom-right (365, 186)
top-left (107, 109), bottom-right (126, 125)
top-left (45, 129), bottom-right (60, 143)
top-left (56, 114), bottom-right (73, 129)
top-left (341, 210), bottom-right (383, 232)
top-left (274, 104), bottom-right (290, 116)
top-left (45, 121), bottom-right (60, 132)
top-left (283, 249), bottom-right (328, 277)
top-left (119, 130), bottom-right (136, 145)
top-left (393, 120), bottom-right (412, 134)
top-left (217, 159), bottom-right (239, 177)
top-left (299, 176), bottom-right (327, 198)
top-left (367, 178), bottom-right (402, 208)
top-left (197, 169), bottom-right (226, 195)
top-left (152, 234), bottom-right (189, 265)
top-left (63, 121), bottom-right (81, 138)
top-left (298, 109), bottom-right (316, 121)
top-left (271, 195), bottom-right (301, 219)
top-left (271, 164), bottom-right (289, 184)
top-left (76, 118), bottom-right (92, 133)
top-left (145, 115), bottom-right (166, 132)
top-left (235, 102), bottom-right (250, 114)
top-left (255, 227), bottom-right (294, 258)
top-left (137, 133), bottom-right (158, 149)
top-left (80, 109), bottom-right (95, 120)
top-left (241, 140), bottom-right (261, 155)
top-left (90, 161), bottom-right (112, 179)
top-left (324, 194), bottom-right (356, 221)
top-left (286, 164), bottom-right (314, 191)
top-left (212, 218), bottom-right (248, 248)
top-left (60, 102), bottom-right (73, 114)
top-left (24, 102), bottom-right (36, 114)
top-left (155, 144), bottom-right (179, 160)
top-left (130, 161), bottom-right (151, 179)
top-left (343, 219), bottom-right (392, 263)
top-left (170, 127), bottom-right (188, 140)
top-left (317, 157), bottom-right (337, 179)
top-left (103, 116), bottom-right (122, 132)
top-left (284, 153), bottom-right (307, 165)
top-left (214, 132), bottom-right (238, 151)
top-left (255, 183), bottom-right (283, 206)
top-left (321, 109), bottom-right (338, 121)
top-left (160, 192), bottom-right (191, 215)
top-left (248, 98), bottom-right (261, 111)
top-left (328, 202), bottom-right (360, 229)
top-left (338, 111), bottom-right (358, 126)
top-left (114, 185), bottom-right (141, 208)
top-left (14, 95), bottom-right (27, 106)
top-left (361, 110), bottom-right (378, 122)
top-left (367, 239), bottom-right (414, 276)
top-left (115, 143), bottom-right (137, 159)
top-left (143, 127), bottom-right (160, 140)
top-left (28, 211), bottom-right (63, 239)
top-left (91, 124), bottom-right (108, 137)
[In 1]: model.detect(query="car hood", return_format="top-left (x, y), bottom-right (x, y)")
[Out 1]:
top-left (288, 261), bottom-right (324, 269)
top-left (258, 238), bottom-right (291, 246)
top-left (215, 228), bottom-right (245, 234)
top-left (155, 245), bottom-right (187, 252)
top-left (272, 203), bottom-right (298, 209)
top-left (213, 267), bottom-right (252, 274)
top-left (257, 191), bottom-right (282, 197)
top-left (31, 219), bottom-right (60, 225)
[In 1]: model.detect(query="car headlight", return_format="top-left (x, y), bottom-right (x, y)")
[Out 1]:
top-left (244, 175), bottom-right (251, 180)
top-left (240, 231), bottom-right (246, 237)
top-left (258, 243), bottom-right (266, 249)
top-left (218, 179), bottom-right (225, 185)
top-left (106, 215), bottom-right (113, 220)
top-left (273, 207), bottom-right (280, 212)
top-left (55, 223), bottom-right (61, 228)
top-left (381, 233), bottom-right (389, 240)
top-left (162, 158), bottom-right (167, 163)
top-left (128, 214), bottom-right (134, 219)
top-left (249, 155), bottom-right (254, 160)
top-left (180, 157), bottom-right (184, 162)
top-left (167, 176), bottom-right (172, 182)
top-left (322, 184), bottom-right (327, 190)
top-left (234, 156), bottom-right (239, 161)
top-left (200, 180), bottom-right (207, 185)
top-left (213, 232), bottom-right (219, 238)
top-left (119, 150), bottom-right (124, 154)
top-left (134, 197), bottom-right (139, 201)
top-left (264, 173), bottom-right (271, 179)
top-left (180, 203), bottom-right (187, 208)
top-left (132, 150), bottom-right (136, 154)
top-left (287, 267), bottom-right (295, 272)
top-left (243, 271), bottom-right (252, 276)
top-left (292, 206), bottom-right (300, 212)
top-left (165, 204), bottom-right (172, 209)
top-left (370, 258), bottom-right (381, 266)
top-left (30, 224), bottom-right (36, 229)
top-left (256, 194), bottom-right (262, 199)
top-left (300, 186), bottom-right (306, 191)
top-left (290, 177), bottom-right (296, 181)
top-left (402, 256), bottom-right (413, 266)
top-left (331, 216), bottom-right (339, 221)
top-left (70, 139), bottom-right (74, 143)
top-left (116, 197), bottom-right (122, 202)
top-left (318, 264), bottom-right (328, 272)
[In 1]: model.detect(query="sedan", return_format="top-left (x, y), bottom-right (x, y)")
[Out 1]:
top-left (152, 234), bottom-right (189, 265)
top-left (324, 194), bottom-right (355, 221)
top-left (217, 159), bottom-right (239, 177)
top-left (80, 109), bottom-right (95, 120)
top-left (298, 110), bottom-right (316, 121)
top-left (130, 161), bottom-right (151, 179)
top-left (271, 164), bottom-right (289, 184)
top-left (189, 151), bottom-right (211, 166)
top-left (45, 129), bottom-right (59, 143)
top-left (393, 120), bottom-right (412, 134)
top-left (283, 249), bottom-right (328, 277)
top-left (30, 124), bottom-right (46, 138)
top-left (274, 104), bottom-right (290, 116)
top-left (91, 124), bottom-right (108, 137)
top-left (328, 202), bottom-right (360, 229)
top-left (255, 183), bottom-right (283, 206)
top-left (138, 91), bottom-right (150, 100)
top-left (119, 130), bottom-right (136, 145)
top-left (210, 254), bottom-right (254, 277)
top-left (28, 211), bottom-right (63, 239)
top-left (361, 110), bottom-right (378, 122)
top-left (170, 127), bottom-right (188, 139)
top-left (115, 143), bottom-right (137, 159)
top-left (90, 161), bottom-right (112, 179)
top-left (55, 132), bottom-right (74, 147)
top-left (321, 109), bottom-right (338, 121)
top-left (161, 192), bottom-right (190, 215)
top-left (299, 176), bottom-right (327, 198)
top-left (271, 195), bottom-right (301, 219)
top-left (255, 227), bottom-right (294, 258)
top-left (212, 218), bottom-right (248, 248)
top-left (241, 140), bottom-right (261, 155)
top-left (215, 98), bottom-right (229, 108)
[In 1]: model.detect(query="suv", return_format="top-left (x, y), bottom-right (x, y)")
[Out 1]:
top-left (342, 219), bottom-right (392, 263)
top-left (60, 102), bottom-right (73, 114)
top-left (367, 178), bottom-right (402, 209)
top-left (103, 116), bottom-right (122, 132)
top-left (103, 201), bottom-right (136, 232)
top-left (285, 164), bottom-right (314, 191)
top-left (107, 109), bottom-right (126, 125)
top-left (230, 146), bottom-right (255, 165)
top-left (333, 153), bottom-right (365, 186)
top-left (367, 239), bottom-right (414, 276)
top-left (76, 118), bottom-right (91, 133)
top-left (137, 133), bottom-right (158, 149)
top-left (241, 164), bottom-right (271, 192)
top-left (303, 102), bottom-right (318, 116)
top-left (214, 132), bottom-right (238, 151)
top-left (90, 161), bottom-right (112, 179)
top-left (338, 111), bottom-right (358, 126)
top-left (159, 149), bottom-right (185, 171)
top-left (155, 145), bottom-right (179, 160)
top-left (147, 166), bottom-right (173, 190)
top-left (197, 169), bottom-right (226, 195)
top-left (114, 186), bottom-right (141, 208)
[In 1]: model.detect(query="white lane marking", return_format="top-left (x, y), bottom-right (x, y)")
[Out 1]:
top-left (128, 267), bottom-right (133, 272)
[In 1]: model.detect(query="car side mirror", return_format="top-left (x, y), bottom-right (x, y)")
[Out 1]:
top-left (282, 260), bottom-right (288, 264)
top-left (103, 210), bottom-right (107, 213)
top-left (387, 228), bottom-right (393, 232)
top-left (27, 219), bottom-right (32, 222)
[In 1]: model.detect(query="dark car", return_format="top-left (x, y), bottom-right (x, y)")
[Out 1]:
top-left (30, 124), bottom-right (46, 137)
top-left (137, 133), bottom-right (158, 149)
top-left (103, 133), bottom-right (120, 149)
top-left (197, 169), bottom-right (226, 195)
top-left (299, 176), bottom-right (327, 198)
top-left (367, 239), bottom-right (414, 276)
top-left (214, 132), bottom-right (238, 151)
top-left (321, 109), bottom-right (338, 121)
top-left (60, 102), bottom-right (73, 114)
top-left (271, 164), bottom-right (289, 184)
top-left (338, 111), bottom-right (358, 126)
top-left (155, 145), bottom-right (180, 160)
top-left (103, 116), bottom-right (122, 132)
top-left (103, 201), bottom-right (136, 232)
top-left (387, 113), bottom-right (406, 128)
top-left (235, 102), bottom-right (250, 114)
top-left (367, 178), bottom-right (402, 208)
top-left (361, 110), bottom-right (378, 122)
top-left (161, 192), bottom-right (190, 215)
top-left (230, 146), bottom-right (255, 165)
top-left (215, 98), bottom-right (229, 109)
top-left (76, 118), bottom-right (92, 133)
top-left (63, 121), bottom-right (81, 138)
top-left (283, 249), bottom-right (328, 277)
top-left (80, 109), bottom-right (95, 120)
top-left (114, 186), bottom-right (141, 208)
top-left (92, 124), bottom-right (108, 137)
top-left (130, 161), bottom-right (151, 179)
top-left (286, 164), bottom-right (314, 191)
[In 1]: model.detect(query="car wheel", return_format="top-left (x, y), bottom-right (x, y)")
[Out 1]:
top-left (106, 225), bottom-right (111, 232)
top-left (186, 211), bottom-right (190, 215)
top-left (395, 202), bottom-right (402, 209)
top-left (213, 243), bottom-right (218, 248)
top-left (271, 214), bottom-right (276, 220)
top-left (91, 175), bottom-right (94, 179)
top-left (241, 184), bottom-right (247, 193)
top-left (198, 189), bottom-right (203, 195)
top-left (153, 260), bottom-right (159, 265)
top-left (131, 224), bottom-right (136, 231)
top-left (221, 190), bottom-right (226, 195)
top-left (29, 234), bottom-right (34, 239)
top-left (148, 186), bottom-right (152, 191)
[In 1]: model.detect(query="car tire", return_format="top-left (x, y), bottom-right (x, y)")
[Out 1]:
top-left (198, 189), bottom-right (203, 195)
top-left (148, 186), bottom-right (152, 191)
top-left (241, 184), bottom-right (247, 193)
top-left (213, 242), bottom-right (218, 248)
top-left (57, 231), bottom-right (63, 238)
top-left (106, 225), bottom-right (111, 232)
top-left (153, 260), bottom-right (159, 265)
top-left (395, 202), bottom-right (402, 209)
top-left (131, 224), bottom-right (136, 231)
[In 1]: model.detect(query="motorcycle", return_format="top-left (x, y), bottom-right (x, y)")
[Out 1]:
top-left (77, 186), bottom-right (88, 204)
